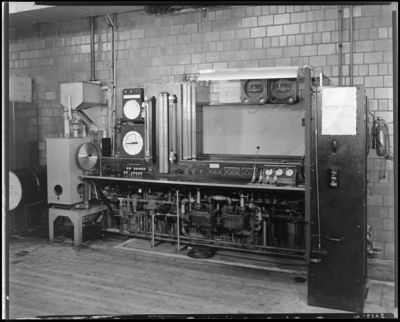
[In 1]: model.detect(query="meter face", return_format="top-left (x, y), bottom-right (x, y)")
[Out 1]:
top-left (244, 79), bottom-right (266, 98)
top-left (270, 79), bottom-right (295, 99)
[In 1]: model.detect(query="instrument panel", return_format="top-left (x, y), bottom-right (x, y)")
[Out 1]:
top-left (99, 157), bottom-right (303, 187)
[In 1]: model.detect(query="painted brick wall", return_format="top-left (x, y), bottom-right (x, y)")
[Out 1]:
top-left (8, 4), bottom-right (396, 260)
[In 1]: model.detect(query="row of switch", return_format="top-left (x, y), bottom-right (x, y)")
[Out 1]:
top-left (171, 168), bottom-right (207, 175)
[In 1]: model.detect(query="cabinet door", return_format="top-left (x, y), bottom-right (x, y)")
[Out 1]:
top-left (307, 86), bottom-right (367, 313)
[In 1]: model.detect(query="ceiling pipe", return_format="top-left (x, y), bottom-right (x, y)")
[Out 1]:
top-left (338, 5), bottom-right (343, 86)
top-left (90, 16), bottom-right (96, 82)
top-left (349, 5), bottom-right (354, 86)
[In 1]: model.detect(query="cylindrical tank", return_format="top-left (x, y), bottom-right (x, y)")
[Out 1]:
top-left (376, 120), bottom-right (387, 157)
top-left (9, 165), bottom-right (47, 210)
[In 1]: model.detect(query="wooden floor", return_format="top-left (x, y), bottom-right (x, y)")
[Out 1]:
top-left (8, 232), bottom-right (398, 318)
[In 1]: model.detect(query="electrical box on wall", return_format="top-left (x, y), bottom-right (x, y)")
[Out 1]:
top-left (10, 76), bottom-right (32, 102)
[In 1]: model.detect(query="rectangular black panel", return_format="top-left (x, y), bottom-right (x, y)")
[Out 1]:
top-left (307, 86), bottom-right (367, 313)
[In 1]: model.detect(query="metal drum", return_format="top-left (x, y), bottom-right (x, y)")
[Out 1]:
top-left (9, 166), bottom-right (47, 210)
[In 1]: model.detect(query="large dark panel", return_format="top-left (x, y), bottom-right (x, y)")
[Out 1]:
top-left (9, 101), bottom-right (39, 170)
top-left (307, 86), bottom-right (367, 313)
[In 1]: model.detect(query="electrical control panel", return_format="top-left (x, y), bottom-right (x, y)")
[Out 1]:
top-left (261, 164), bottom-right (297, 186)
top-left (99, 157), bottom-right (302, 186)
top-left (100, 157), bottom-right (151, 178)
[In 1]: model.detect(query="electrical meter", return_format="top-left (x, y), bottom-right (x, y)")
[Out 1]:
top-left (268, 78), bottom-right (298, 104)
top-left (240, 79), bottom-right (268, 104)
top-left (261, 164), bottom-right (297, 186)
top-left (119, 124), bottom-right (145, 159)
top-left (122, 88), bottom-right (144, 122)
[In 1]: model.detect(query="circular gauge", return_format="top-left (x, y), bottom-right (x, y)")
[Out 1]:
top-left (265, 168), bottom-right (273, 176)
top-left (244, 79), bottom-right (266, 99)
top-left (76, 143), bottom-right (100, 171)
top-left (123, 100), bottom-right (141, 120)
top-left (9, 171), bottom-right (22, 210)
top-left (122, 131), bottom-right (144, 155)
top-left (286, 169), bottom-right (294, 177)
top-left (276, 169), bottom-right (284, 176)
top-left (270, 78), bottom-right (295, 99)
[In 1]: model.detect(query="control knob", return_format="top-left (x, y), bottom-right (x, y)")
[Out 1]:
top-left (190, 168), bottom-right (199, 176)
top-left (184, 169), bottom-right (191, 175)
top-left (199, 169), bottom-right (205, 175)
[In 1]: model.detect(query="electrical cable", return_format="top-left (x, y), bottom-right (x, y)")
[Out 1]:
top-left (247, 105), bottom-right (261, 114)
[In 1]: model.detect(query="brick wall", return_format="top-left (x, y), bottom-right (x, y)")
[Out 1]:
top-left (8, 4), bottom-right (396, 260)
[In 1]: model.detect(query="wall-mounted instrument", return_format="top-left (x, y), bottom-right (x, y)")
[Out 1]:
top-left (268, 78), bottom-right (298, 104)
top-left (119, 124), bottom-right (145, 159)
top-left (240, 79), bottom-right (268, 104)
top-left (122, 88), bottom-right (144, 122)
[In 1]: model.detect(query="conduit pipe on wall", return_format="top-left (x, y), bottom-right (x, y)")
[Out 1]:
top-left (338, 5), bottom-right (343, 86)
top-left (90, 17), bottom-right (96, 82)
top-left (106, 14), bottom-right (116, 155)
top-left (350, 5), bottom-right (354, 86)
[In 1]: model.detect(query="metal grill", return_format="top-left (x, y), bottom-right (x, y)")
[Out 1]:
top-left (208, 168), bottom-right (223, 176)
top-left (241, 168), bottom-right (254, 177)
top-left (190, 210), bottom-right (218, 227)
top-left (221, 213), bottom-right (249, 232)
top-left (224, 167), bottom-right (241, 177)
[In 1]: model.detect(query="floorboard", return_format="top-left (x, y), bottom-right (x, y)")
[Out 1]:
top-left (8, 233), bottom-right (398, 318)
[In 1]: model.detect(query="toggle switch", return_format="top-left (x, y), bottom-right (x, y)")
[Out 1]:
top-left (328, 168), bottom-right (339, 188)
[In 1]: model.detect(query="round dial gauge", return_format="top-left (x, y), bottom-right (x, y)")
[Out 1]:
top-left (285, 169), bottom-right (294, 176)
top-left (276, 169), bottom-right (284, 176)
top-left (9, 171), bottom-right (22, 210)
top-left (122, 131), bottom-right (144, 155)
top-left (270, 79), bottom-right (295, 99)
top-left (123, 100), bottom-right (141, 120)
top-left (244, 79), bottom-right (266, 99)
top-left (265, 168), bottom-right (273, 176)
top-left (76, 143), bottom-right (100, 171)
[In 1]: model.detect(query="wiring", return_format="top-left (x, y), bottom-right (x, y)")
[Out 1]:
top-left (247, 105), bottom-right (261, 114)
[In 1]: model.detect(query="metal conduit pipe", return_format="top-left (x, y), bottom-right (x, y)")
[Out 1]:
top-left (125, 232), bottom-right (305, 260)
top-left (106, 14), bottom-right (116, 156)
top-left (350, 5), bottom-right (354, 86)
top-left (338, 5), bottom-right (343, 86)
top-left (90, 17), bottom-right (96, 82)
top-left (135, 230), bottom-right (305, 254)
top-left (208, 195), bottom-right (232, 205)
